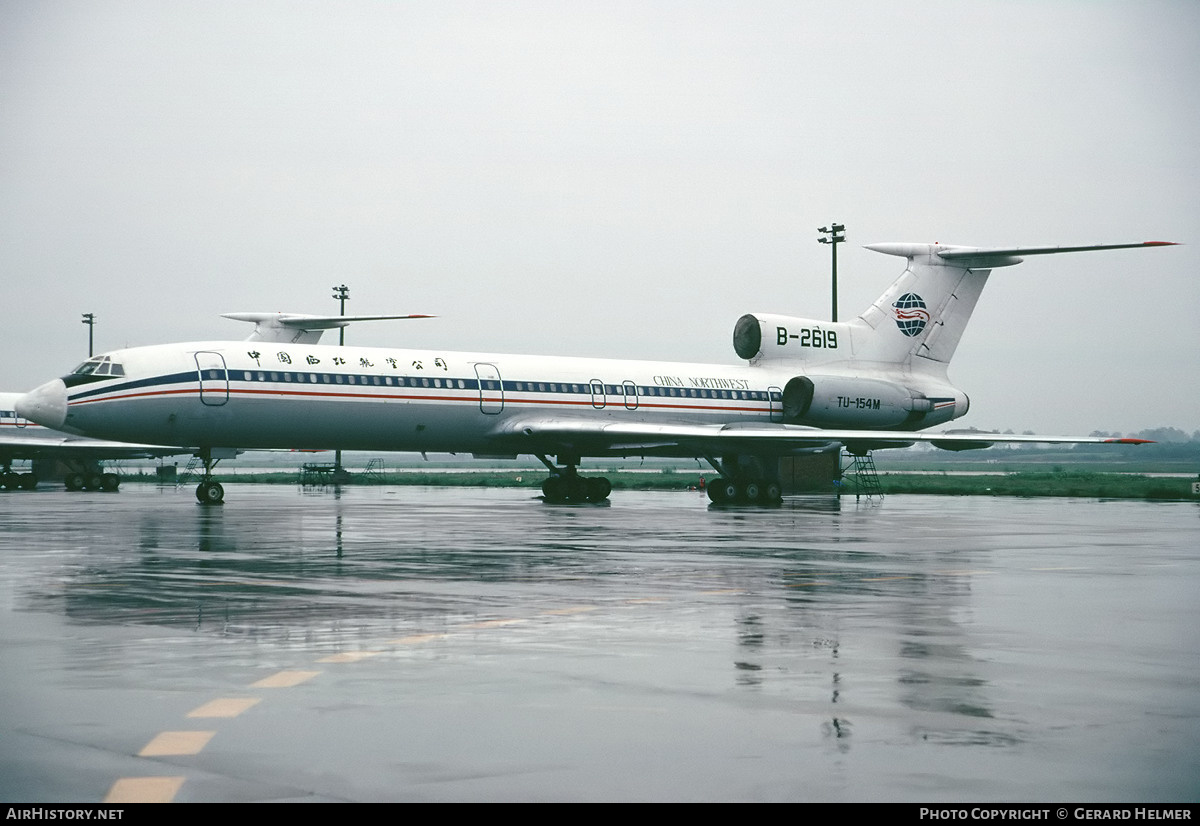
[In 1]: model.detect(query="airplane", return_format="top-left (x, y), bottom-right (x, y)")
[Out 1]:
top-left (1, 391), bottom-right (193, 491)
top-left (16, 241), bottom-right (1175, 506)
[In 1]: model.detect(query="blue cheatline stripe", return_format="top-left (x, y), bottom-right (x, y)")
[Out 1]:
top-left (68, 369), bottom-right (780, 408)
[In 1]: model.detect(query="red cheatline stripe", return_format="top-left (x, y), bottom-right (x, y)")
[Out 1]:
top-left (70, 385), bottom-right (771, 415)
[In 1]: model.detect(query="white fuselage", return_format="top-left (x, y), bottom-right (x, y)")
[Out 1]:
top-left (26, 339), bottom-right (965, 459)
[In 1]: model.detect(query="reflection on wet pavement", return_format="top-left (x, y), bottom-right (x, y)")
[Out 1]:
top-left (1, 485), bottom-right (1197, 801)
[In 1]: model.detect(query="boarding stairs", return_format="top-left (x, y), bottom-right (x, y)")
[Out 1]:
top-left (840, 451), bottom-right (884, 501)
top-left (177, 456), bottom-right (203, 487)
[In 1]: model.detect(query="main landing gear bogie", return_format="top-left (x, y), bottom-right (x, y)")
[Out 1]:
top-left (63, 471), bottom-right (120, 492)
top-left (537, 455), bottom-right (611, 504)
top-left (541, 473), bottom-right (612, 504)
top-left (706, 476), bottom-right (782, 506)
top-left (1, 470), bottom-right (38, 491)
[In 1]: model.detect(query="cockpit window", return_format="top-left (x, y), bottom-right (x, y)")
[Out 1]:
top-left (70, 355), bottom-right (124, 379)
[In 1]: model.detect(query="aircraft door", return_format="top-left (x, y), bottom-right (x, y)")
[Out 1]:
top-left (590, 380), bottom-right (606, 409)
top-left (195, 352), bottom-right (229, 406)
top-left (768, 385), bottom-right (783, 422)
top-left (3, 406), bottom-right (26, 429)
top-left (475, 363), bottom-right (504, 414)
top-left (622, 381), bottom-right (638, 410)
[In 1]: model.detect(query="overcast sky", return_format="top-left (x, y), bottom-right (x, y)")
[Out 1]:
top-left (2, 0), bottom-right (1197, 435)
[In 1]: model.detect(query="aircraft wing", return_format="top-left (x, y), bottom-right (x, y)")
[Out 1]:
top-left (0, 431), bottom-right (195, 462)
top-left (494, 417), bottom-right (1151, 456)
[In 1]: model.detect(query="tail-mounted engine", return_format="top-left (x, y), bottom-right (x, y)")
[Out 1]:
top-left (734, 313), bottom-right (850, 363)
top-left (781, 375), bottom-right (963, 429)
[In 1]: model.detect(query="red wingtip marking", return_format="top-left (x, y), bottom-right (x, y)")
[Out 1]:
top-left (1142, 241), bottom-right (1180, 246)
top-left (1106, 438), bottom-right (1154, 444)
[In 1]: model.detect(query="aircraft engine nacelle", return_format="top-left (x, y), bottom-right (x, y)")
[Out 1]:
top-left (781, 375), bottom-right (932, 428)
top-left (734, 313), bottom-right (848, 363)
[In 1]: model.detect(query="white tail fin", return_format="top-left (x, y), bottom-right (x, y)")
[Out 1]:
top-left (852, 243), bottom-right (995, 369)
top-left (855, 241), bottom-right (1177, 371)
top-left (736, 241), bottom-right (1176, 374)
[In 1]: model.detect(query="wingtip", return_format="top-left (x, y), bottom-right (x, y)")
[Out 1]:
top-left (1105, 438), bottom-right (1154, 444)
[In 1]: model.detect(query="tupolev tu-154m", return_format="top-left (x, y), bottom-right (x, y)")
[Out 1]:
top-left (17, 240), bottom-right (1174, 505)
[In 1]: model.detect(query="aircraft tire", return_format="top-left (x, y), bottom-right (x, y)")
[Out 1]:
top-left (763, 481), bottom-right (782, 503)
top-left (585, 476), bottom-right (612, 502)
top-left (541, 475), bottom-right (566, 503)
top-left (1, 472), bottom-right (18, 490)
top-left (563, 476), bottom-right (587, 502)
top-left (742, 480), bottom-right (762, 503)
top-left (85, 473), bottom-right (103, 490)
top-left (100, 473), bottom-right (120, 491)
top-left (65, 472), bottom-right (85, 491)
top-left (19, 474), bottom-right (38, 491)
top-left (196, 481), bottom-right (225, 504)
top-left (707, 478), bottom-right (737, 504)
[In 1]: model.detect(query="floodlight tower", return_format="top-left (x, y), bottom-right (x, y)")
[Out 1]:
top-left (332, 284), bottom-right (350, 345)
top-left (81, 313), bottom-right (96, 357)
top-left (331, 285), bottom-right (350, 475)
top-left (817, 223), bottom-right (846, 322)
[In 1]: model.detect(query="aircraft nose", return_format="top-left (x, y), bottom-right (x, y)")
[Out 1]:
top-left (16, 379), bottom-right (68, 430)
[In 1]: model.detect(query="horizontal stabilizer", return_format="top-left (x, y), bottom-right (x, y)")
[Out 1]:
top-left (223, 312), bottom-right (435, 344)
top-left (866, 241), bottom-right (1178, 269)
top-left (937, 241), bottom-right (1178, 269)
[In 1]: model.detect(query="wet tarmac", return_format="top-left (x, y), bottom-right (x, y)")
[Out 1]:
top-left (1, 484), bottom-right (1197, 802)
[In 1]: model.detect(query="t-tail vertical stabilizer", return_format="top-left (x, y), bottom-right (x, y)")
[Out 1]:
top-left (853, 243), bottom-right (998, 373)
top-left (735, 241), bottom-right (1177, 378)
top-left (858, 241), bottom-right (1177, 373)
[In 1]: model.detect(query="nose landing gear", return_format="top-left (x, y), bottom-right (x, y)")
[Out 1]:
top-left (195, 449), bottom-right (225, 505)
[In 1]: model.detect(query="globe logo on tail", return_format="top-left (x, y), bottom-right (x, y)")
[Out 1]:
top-left (892, 293), bottom-right (930, 337)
